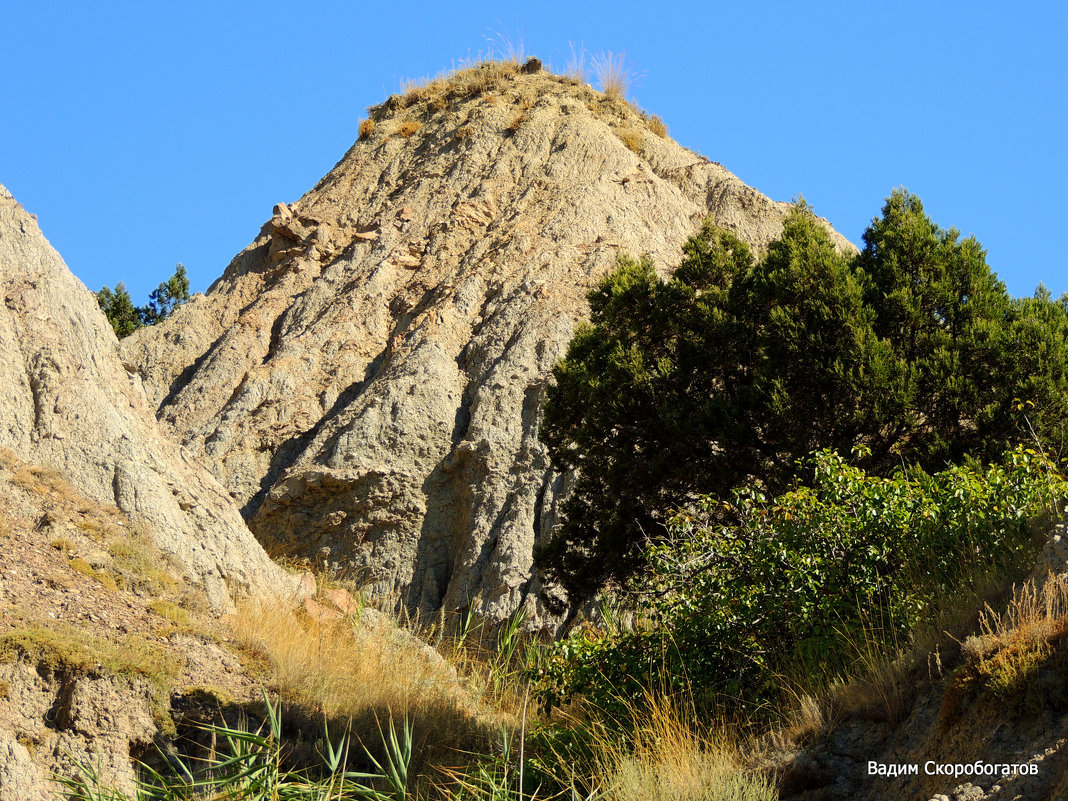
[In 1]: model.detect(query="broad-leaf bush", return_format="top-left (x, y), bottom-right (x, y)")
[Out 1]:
top-left (535, 446), bottom-right (1068, 716)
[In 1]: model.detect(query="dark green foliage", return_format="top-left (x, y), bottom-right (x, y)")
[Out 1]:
top-left (1002, 287), bottom-right (1068, 454)
top-left (856, 191), bottom-right (1011, 466)
top-left (96, 264), bottom-right (190, 338)
top-left (534, 446), bottom-right (1068, 715)
top-left (96, 282), bottom-right (143, 338)
top-left (141, 263), bottom-right (190, 325)
top-left (538, 191), bottom-right (1068, 604)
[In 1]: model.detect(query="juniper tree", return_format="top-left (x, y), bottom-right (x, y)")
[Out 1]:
top-left (538, 192), bottom-right (1068, 605)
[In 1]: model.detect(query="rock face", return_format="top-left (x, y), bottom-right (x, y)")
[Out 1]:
top-left (122, 64), bottom-right (854, 623)
top-left (0, 660), bottom-right (158, 801)
top-left (0, 184), bottom-right (294, 608)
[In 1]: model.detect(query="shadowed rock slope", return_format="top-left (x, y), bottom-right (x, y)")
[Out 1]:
top-left (123, 62), bottom-right (854, 624)
top-left (0, 184), bottom-right (293, 609)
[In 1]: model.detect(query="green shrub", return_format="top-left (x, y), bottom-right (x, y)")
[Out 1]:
top-left (536, 445), bottom-right (1068, 716)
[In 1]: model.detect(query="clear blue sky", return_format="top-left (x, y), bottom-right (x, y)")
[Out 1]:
top-left (3, 1), bottom-right (1065, 303)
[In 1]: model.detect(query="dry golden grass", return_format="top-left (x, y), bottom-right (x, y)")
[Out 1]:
top-left (929, 572), bottom-right (1068, 723)
top-left (616, 127), bottom-right (643, 154)
top-left (561, 41), bottom-right (590, 83)
top-left (397, 119), bottom-right (422, 138)
top-left (485, 28), bottom-right (525, 65)
top-left (597, 695), bottom-right (776, 801)
top-left (648, 115), bottom-right (668, 138)
top-left (963, 573), bottom-right (1068, 698)
top-left (779, 642), bottom-right (910, 747)
top-left (358, 118), bottom-right (375, 140)
top-left (378, 61), bottom-right (521, 118)
top-left (976, 572), bottom-right (1068, 647)
top-left (229, 599), bottom-right (498, 768)
top-left (592, 51), bottom-right (631, 99)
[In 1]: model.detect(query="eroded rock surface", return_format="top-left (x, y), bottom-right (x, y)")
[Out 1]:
top-left (123, 65), bottom-right (854, 624)
top-left (0, 184), bottom-right (294, 608)
top-left (0, 661), bottom-right (157, 801)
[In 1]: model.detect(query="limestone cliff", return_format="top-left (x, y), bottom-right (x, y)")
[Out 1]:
top-left (122, 62), bottom-right (854, 623)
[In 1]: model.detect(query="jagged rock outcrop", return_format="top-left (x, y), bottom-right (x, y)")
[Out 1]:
top-left (0, 184), bottom-right (294, 609)
top-left (122, 63), bottom-right (854, 623)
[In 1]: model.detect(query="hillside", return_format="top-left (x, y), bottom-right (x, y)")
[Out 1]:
top-left (122, 61), bottom-right (853, 625)
top-left (0, 184), bottom-right (294, 608)
top-left (4, 57), bottom-right (1068, 801)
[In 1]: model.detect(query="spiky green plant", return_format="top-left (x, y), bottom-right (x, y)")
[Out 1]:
top-left (56, 693), bottom-right (415, 801)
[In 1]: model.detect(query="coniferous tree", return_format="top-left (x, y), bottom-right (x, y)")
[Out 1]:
top-left (96, 282), bottom-right (143, 338)
top-left (538, 192), bottom-right (1068, 605)
top-left (97, 263), bottom-right (190, 338)
top-left (141, 263), bottom-right (190, 325)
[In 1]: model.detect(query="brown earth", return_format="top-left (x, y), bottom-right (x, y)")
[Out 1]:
top-left (0, 447), bottom-right (265, 799)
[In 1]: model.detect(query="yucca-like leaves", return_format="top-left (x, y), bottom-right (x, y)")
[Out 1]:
top-left (58, 693), bottom-right (415, 801)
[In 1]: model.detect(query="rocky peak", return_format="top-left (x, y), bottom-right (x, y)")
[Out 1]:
top-left (122, 62), bottom-right (853, 625)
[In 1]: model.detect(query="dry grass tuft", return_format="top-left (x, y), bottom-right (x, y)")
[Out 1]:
top-left (397, 119), bottom-right (422, 138)
top-left (599, 695), bottom-right (776, 801)
top-left (358, 118), bottom-right (375, 140)
top-left (230, 599), bottom-right (497, 767)
top-left (484, 27), bottom-right (525, 65)
top-left (972, 574), bottom-right (1068, 694)
top-left (593, 51), bottom-right (632, 99)
top-left (505, 111), bottom-right (526, 135)
top-left (978, 572), bottom-right (1068, 647)
top-left (616, 127), bottom-right (644, 154)
top-left (941, 573), bottom-right (1068, 722)
top-left (561, 41), bottom-right (590, 83)
top-left (648, 115), bottom-right (668, 138)
top-left (780, 646), bottom-right (911, 747)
